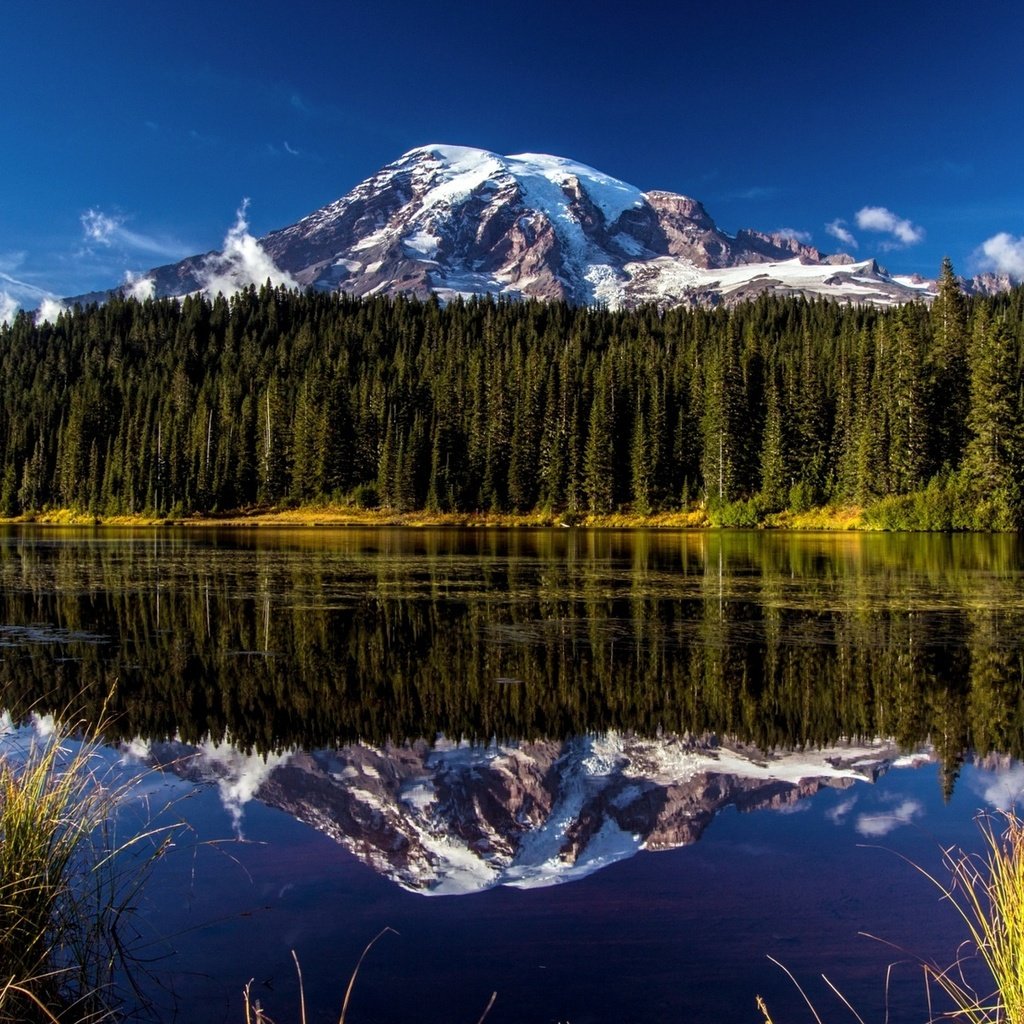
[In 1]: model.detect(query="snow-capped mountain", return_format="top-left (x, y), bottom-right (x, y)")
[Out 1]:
top-left (145, 732), bottom-right (929, 895)
top-left (114, 145), bottom-right (939, 310)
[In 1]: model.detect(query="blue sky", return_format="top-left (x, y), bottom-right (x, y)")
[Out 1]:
top-left (2, 0), bottom-right (1022, 310)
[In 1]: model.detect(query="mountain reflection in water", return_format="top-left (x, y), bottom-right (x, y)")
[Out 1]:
top-left (142, 731), bottom-right (932, 895)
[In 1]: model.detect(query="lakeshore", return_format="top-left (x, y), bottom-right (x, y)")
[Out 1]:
top-left (0, 503), bottom-right (867, 530)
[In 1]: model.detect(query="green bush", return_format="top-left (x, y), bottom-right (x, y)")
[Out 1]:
top-left (350, 483), bottom-right (380, 509)
top-left (708, 497), bottom-right (762, 528)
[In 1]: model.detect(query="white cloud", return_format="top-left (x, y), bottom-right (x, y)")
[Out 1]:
top-left (194, 738), bottom-right (293, 838)
top-left (123, 271), bottom-right (155, 301)
top-left (0, 291), bottom-right (19, 326)
top-left (37, 298), bottom-right (67, 324)
top-left (973, 764), bottom-right (1024, 810)
top-left (855, 798), bottom-right (923, 838)
top-left (825, 219), bottom-right (858, 249)
top-left (283, 141), bottom-right (299, 156)
top-left (855, 206), bottom-right (924, 247)
top-left (0, 271), bottom-right (61, 322)
top-left (199, 200), bottom-right (299, 299)
top-left (774, 227), bottom-right (812, 244)
top-left (976, 232), bottom-right (1024, 279)
top-left (81, 208), bottom-right (122, 246)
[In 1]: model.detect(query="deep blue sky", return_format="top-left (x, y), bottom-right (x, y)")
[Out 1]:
top-left (2, 0), bottom-right (1023, 308)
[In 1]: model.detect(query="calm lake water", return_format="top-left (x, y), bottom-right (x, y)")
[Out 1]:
top-left (2, 526), bottom-right (1024, 1023)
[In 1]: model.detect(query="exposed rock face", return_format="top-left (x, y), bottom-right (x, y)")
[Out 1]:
top-left (104, 145), bottom-right (947, 310)
top-left (967, 272), bottom-right (1017, 296)
top-left (147, 732), bottom-right (921, 895)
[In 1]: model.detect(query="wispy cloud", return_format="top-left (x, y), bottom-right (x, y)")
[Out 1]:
top-left (774, 227), bottom-right (812, 244)
top-left (0, 252), bottom-right (27, 274)
top-left (724, 185), bottom-right (780, 201)
top-left (825, 219), bottom-right (858, 249)
top-left (855, 798), bottom-right (923, 838)
top-left (80, 208), bottom-right (193, 261)
top-left (0, 270), bottom-right (52, 301)
top-left (825, 795), bottom-right (858, 824)
top-left (0, 267), bottom-right (70, 325)
top-left (855, 206), bottom-right (924, 248)
top-left (265, 140), bottom-right (305, 159)
top-left (975, 232), bottom-right (1024, 278)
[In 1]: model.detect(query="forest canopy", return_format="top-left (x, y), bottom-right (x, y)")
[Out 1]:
top-left (1, 261), bottom-right (1022, 528)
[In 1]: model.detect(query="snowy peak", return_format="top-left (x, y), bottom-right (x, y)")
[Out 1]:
top-left (95, 144), bottom-right (946, 310)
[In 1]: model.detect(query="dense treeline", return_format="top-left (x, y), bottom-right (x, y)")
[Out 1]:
top-left (1, 261), bottom-right (1022, 526)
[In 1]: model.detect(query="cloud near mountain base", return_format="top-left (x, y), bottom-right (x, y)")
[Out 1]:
top-left (977, 232), bottom-right (1024, 279)
top-left (199, 200), bottom-right (299, 299)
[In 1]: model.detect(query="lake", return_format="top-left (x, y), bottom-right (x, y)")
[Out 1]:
top-left (1, 526), bottom-right (1023, 1023)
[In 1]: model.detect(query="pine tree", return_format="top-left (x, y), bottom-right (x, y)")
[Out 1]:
top-left (964, 310), bottom-right (1022, 524)
top-left (758, 374), bottom-right (786, 510)
top-left (630, 405), bottom-right (652, 515)
top-left (584, 364), bottom-right (614, 513)
top-left (929, 257), bottom-right (970, 468)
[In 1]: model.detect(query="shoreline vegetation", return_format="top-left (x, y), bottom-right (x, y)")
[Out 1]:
top-left (0, 496), bottom-right (1008, 532)
top-left (1, 501), bottom-right (864, 530)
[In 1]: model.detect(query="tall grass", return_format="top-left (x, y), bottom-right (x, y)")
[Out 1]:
top-left (917, 811), bottom-right (1024, 1023)
top-left (0, 716), bottom-right (171, 1023)
top-left (759, 810), bottom-right (1024, 1024)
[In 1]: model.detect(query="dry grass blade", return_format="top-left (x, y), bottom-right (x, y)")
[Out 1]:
top-left (337, 927), bottom-right (398, 1024)
top-left (821, 973), bottom-right (868, 1024)
top-left (474, 990), bottom-right (497, 1024)
top-left (292, 949), bottom-right (307, 1024)
top-left (766, 955), bottom-right (826, 1024)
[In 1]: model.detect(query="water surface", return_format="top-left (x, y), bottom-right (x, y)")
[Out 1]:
top-left (1, 526), bottom-right (1022, 1022)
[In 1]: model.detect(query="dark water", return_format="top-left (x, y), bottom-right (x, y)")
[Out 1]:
top-left (2, 526), bottom-right (1024, 1023)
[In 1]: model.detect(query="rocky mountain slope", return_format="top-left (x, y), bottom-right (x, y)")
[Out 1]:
top-left (112, 145), bottom-right (941, 309)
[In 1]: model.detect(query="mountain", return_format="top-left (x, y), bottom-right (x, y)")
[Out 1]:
top-left (144, 732), bottom-right (929, 895)
top-left (104, 145), bottom-right (940, 310)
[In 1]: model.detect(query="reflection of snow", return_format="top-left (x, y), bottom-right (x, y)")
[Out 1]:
top-left (855, 799), bottom-right (924, 837)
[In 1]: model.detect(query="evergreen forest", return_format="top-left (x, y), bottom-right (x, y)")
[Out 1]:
top-left (1, 260), bottom-right (1022, 528)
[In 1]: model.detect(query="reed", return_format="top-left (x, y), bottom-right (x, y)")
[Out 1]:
top-left (916, 810), bottom-right (1024, 1024)
top-left (242, 929), bottom-right (497, 1024)
top-left (0, 716), bottom-right (171, 1023)
top-left (758, 810), bottom-right (1024, 1024)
